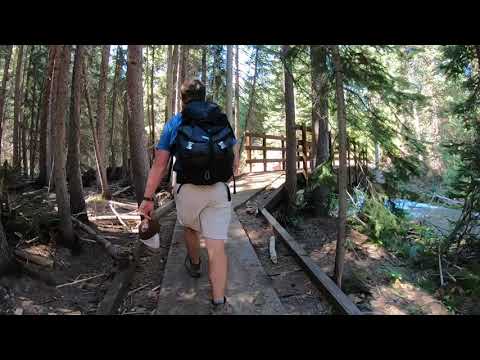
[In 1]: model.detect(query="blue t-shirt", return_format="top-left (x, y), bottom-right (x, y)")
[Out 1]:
top-left (155, 113), bottom-right (182, 153)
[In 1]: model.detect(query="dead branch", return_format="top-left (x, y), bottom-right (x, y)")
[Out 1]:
top-left (108, 200), bottom-right (138, 210)
top-left (56, 273), bottom-right (106, 289)
top-left (89, 214), bottom-right (140, 221)
top-left (109, 203), bottom-right (129, 229)
top-left (14, 249), bottom-right (54, 268)
top-left (127, 283), bottom-right (151, 297)
top-left (112, 186), bottom-right (131, 196)
top-left (71, 216), bottom-right (132, 261)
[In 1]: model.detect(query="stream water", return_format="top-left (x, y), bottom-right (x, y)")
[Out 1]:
top-left (391, 199), bottom-right (464, 236)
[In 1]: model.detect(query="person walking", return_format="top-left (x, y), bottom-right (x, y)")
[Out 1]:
top-left (138, 79), bottom-right (239, 314)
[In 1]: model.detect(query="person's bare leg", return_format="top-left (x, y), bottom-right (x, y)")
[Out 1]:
top-left (184, 227), bottom-right (200, 264)
top-left (204, 239), bottom-right (227, 301)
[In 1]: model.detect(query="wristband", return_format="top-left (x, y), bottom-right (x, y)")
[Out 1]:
top-left (143, 196), bottom-right (154, 202)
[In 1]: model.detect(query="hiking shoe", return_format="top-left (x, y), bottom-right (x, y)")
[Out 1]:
top-left (210, 297), bottom-right (234, 315)
top-left (184, 256), bottom-right (201, 278)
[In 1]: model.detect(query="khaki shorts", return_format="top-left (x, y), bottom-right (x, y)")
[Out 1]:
top-left (174, 182), bottom-right (232, 240)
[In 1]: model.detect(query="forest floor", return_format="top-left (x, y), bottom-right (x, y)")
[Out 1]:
top-left (237, 186), bottom-right (455, 315)
top-left (0, 180), bottom-right (175, 315)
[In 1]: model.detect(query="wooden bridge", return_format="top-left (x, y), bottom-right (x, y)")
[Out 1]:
top-left (245, 126), bottom-right (370, 189)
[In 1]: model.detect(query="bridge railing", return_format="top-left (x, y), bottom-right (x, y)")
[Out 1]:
top-left (244, 126), bottom-right (370, 190)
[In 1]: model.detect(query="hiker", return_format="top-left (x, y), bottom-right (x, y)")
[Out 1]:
top-left (138, 79), bottom-right (239, 315)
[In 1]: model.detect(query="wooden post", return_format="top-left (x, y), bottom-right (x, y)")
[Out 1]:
top-left (247, 133), bottom-right (252, 173)
top-left (281, 139), bottom-right (285, 170)
top-left (263, 136), bottom-right (267, 172)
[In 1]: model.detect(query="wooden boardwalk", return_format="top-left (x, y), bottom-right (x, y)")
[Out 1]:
top-left (156, 172), bottom-right (286, 315)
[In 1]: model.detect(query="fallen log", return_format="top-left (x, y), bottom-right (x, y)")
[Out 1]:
top-left (151, 200), bottom-right (175, 223)
top-left (17, 261), bottom-right (60, 286)
top-left (96, 241), bottom-right (140, 315)
top-left (433, 194), bottom-right (463, 206)
top-left (71, 217), bottom-right (132, 262)
top-left (14, 249), bottom-right (54, 268)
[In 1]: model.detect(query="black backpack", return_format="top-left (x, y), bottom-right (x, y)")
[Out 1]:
top-left (174, 101), bottom-right (236, 186)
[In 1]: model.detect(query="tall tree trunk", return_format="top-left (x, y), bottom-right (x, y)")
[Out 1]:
top-left (38, 46), bottom-right (57, 186)
top-left (121, 91), bottom-right (129, 178)
top-left (239, 46), bottom-right (260, 154)
top-left (149, 45), bottom-right (155, 157)
top-left (52, 45), bottom-right (76, 248)
top-left (331, 45), bottom-right (348, 288)
top-left (201, 45), bottom-right (207, 85)
top-left (30, 74), bottom-right (43, 179)
top-left (127, 45), bottom-right (149, 205)
top-left (21, 46), bottom-right (33, 176)
top-left (282, 45), bottom-right (297, 216)
top-left (28, 47), bottom-right (38, 178)
top-left (171, 45), bottom-right (179, 115)
top-left (109, 46), bottom-right (123, 169)
top-left (0, 45), bottom-right (13, 161)
top-left (13, 45), bottom-right (24, 170)
top-left (177, 45), bottom-right (189, 112)
top-left (95, 45), bottom-right (111, 198)
top-left (310, 45), bottom-right (331, 216)
top-left (0, 219), bottom-right (14, 276)
top-left (234, 45), bottom-right (240, 140)
top-left (82, 59), bottom-right (109, 200)
top-left (165, 45), bottom-right (173, 122)
top-left (67, 45), bottom-right (86, 220)
top-left (226, 45), bottom-right (234, 129)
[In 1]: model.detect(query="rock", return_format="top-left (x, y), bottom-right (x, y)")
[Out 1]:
top-left (14, 308), bottom-right (24, 315)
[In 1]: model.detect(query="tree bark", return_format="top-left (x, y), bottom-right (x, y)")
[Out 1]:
top-left (171, 45), bottom-right (179, 115)
top-left (127, 45), bottom-right (149, 205)
top-left (165, 45), bottom-right (173, 122)
top-left (234, 45), bottom-right (240, 140)
top-left (149, 45), bottom-right (155, 157)
top-left (109, 46), bottom-right (123, 169)
top-left (121, 92), bottom-right (129, 178)
top-left (282, 45), bottom-right (297, 216)
top-left (239, 46), bottom-right (260, 154)
top-left (201, 45), bottom-right (207, 85)
top-left (13, 45), bottom-right (24, 170)
top-left (226, 45), bottom-right (234, 129)
top-left (331, 45), bottom-right (348, 288)
top-left (30, 74), bottom-right (43, 179)
top-left (0, 45), bottom-right (13, 161)
top-left (0, 219), bottom-right (14, 276)
top-left (96, 45), bottom-right (111, 197)
top-left (22, 46), bottom-right (33, 176)
top-left (67, 45), bottom-right (86, 219)
top-left (38, 46), bottom-right (57, 186)
top-left (177, 45), bottom-right (189, 112)
top-left (310, 45), bottom-right (331, 216)
top-left (52, 45), bottom-right (76, 248)
top-left (28, 47), bottom-right (38, 179)
top-left (82, 59), bottom-right (109, 200)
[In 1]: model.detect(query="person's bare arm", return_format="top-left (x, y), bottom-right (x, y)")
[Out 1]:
top-left (144, 149), bottom-right (171, 198)
top-left (138, 149), bottom-right (171, 219)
